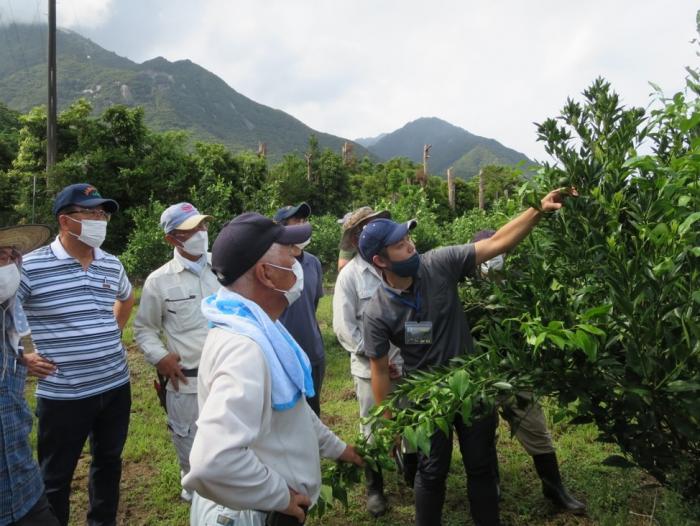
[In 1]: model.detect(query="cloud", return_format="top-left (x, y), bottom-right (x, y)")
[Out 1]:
top-left (3, 0), bottom-right (698, 159)
top-left (0, 0), bottom-right (113, 28)
top-left (56, 0), bottom-right (114, 28)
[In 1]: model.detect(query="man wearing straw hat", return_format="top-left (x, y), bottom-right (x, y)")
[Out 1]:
top-left (332, 206), bottom-right (407, 517)
top-left (0, 223), bottom-right (58, 526)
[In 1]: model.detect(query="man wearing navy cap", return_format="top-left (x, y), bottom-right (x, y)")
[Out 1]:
top-left (273, 203), bottom-right (325, 416)
top-left (183, 212), bottom-right (363, 526)
top-left (133, 202), bottom-right (219, 502)
top-left (19, 183), bottom-right (135, 526)
top-left (472, 230), bottom-right (585, 514)
top-left (360, 189), bottom-right (577, 526)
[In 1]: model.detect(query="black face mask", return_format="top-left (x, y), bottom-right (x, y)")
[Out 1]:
top-left (389, 252), bottom-right (420, 277)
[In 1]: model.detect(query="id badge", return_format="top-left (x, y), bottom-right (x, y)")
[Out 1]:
top-left (404, 321), bottom-right (433, 345)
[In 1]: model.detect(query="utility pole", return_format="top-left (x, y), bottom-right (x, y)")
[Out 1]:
top-left (46, 0), bottom-right (57, 184)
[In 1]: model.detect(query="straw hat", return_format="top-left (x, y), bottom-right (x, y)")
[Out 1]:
top-left (0, 225), bottom-right (52, 255)
top-left (339, 207), bottom-right (390, 251)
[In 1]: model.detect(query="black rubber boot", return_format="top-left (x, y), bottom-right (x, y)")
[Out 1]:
top-left (365, 466), bottom-right (388, 517)
top-left (532, 453), bottom-right (586, 514)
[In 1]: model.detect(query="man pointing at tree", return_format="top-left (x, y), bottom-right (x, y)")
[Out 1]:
top-left (361, 188), bottom-right (577, 526)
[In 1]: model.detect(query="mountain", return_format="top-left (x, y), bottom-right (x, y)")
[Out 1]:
top-left (367, 117), bottom-right (534, 179)
top-left (0, 25), bottom-right (370, 160)
top-left (354, 133), bottom-right (387, 148)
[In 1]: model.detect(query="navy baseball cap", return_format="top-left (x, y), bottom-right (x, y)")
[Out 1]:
top-left (273, 202), bottom-right (311, 223)
top-left (52, 183), bottom-right (119, 216)
top-left (358, 218), bottom-right (417, 263)
top-left (212, 212), bottom-right (312, 286)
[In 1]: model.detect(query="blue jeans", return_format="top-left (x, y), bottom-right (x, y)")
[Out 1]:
top-left (414, 410), bottom-right (500, 526)
top-left (36, 383), bottom-right (131, 526)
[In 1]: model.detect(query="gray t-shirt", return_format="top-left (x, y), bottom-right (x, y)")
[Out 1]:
top-left (362, 244), bottom-right (476, 373)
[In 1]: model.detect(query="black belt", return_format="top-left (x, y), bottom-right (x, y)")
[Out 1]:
top-left (182, 368), bottom-right (198, 377)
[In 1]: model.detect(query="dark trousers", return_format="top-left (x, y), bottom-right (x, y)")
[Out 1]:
top-left (306, 361), bottom-right (325, 416)
top-left (11, 493), bottom-right (59, 526)
top-left (36, 383), bottom-right (131, 526)
top-left (414, 410), bottom-right (500, 526)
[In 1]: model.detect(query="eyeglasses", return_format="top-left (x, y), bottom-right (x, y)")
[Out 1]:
top-left (63, 208), bottom-right (111, 221)
top-left (0, 247), bottom-right (20, 266)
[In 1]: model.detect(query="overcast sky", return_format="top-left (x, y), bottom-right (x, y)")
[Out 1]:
top-left (2, 0), bottom-right (698, 160)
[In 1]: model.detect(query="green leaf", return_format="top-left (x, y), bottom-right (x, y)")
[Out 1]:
top-left (626, 387), bottom-right (651, 399)
top-left (402, 426), bottom-right (418, 451)
top-left (435, 417), bottom-right (450, 436)
top-left (649, 223), bottom-right (670, 245)
top-left (548, 333), bottom-right (567, 349)
top-left (575, 330), bottom-right (597, 362)
top-left (319, 484), bottom-right (333, 504)
top-left (679, 212), bottom-right (700, 236)
top-left (581, 304), bottom-right (612, 320)
top-left (665, 380), bottom-right (700, 392)
top-left (449, 369), bottom-right (470, 398)
top-left (623, 155), bottom-right (657, 170)
top-left (415, 424), bottom-right (432, 456)
top-left (534, 332), bottom-right (546, 349)
top-left (578, 323), bottom-right (606, 336)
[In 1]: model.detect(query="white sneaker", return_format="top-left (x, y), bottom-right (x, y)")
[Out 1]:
top-left (180, 488), bottom-right (193, 503)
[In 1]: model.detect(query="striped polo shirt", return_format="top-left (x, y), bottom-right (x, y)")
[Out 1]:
top-left (18, 237), bottom-right (132, 400)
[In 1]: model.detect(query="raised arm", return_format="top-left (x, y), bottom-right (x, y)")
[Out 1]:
top-left (474, 188), bottom-right (576, 264)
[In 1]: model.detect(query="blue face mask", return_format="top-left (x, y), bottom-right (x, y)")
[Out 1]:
top-left (389, 252), bottom-right (420, 278)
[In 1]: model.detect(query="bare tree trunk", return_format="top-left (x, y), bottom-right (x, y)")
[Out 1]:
top-left (342, 141), bottom-right (354, 165)
top-left (478, 168), bottom-right (485, 210)
top-left (305, 153), bottom-right (312, 181)
top-left (447, 167), bottom-right (456, 210)
top-left (257, 142), bottom-right (267, 159)
top-left (421, 144), bottom-right (431, 187)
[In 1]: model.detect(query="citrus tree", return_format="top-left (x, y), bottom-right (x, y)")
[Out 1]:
top-left (346, 74), bottom-right (700, 516)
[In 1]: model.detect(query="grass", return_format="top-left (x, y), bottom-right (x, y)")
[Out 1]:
top-left (25, 295), bottom-right (698, 525)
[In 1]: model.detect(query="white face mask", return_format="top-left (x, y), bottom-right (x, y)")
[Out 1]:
top-left (295, 238), bottom-right (311, 251)
top-left (267, 260), bottom-right (304, 305)
top-left (67, 217), bottom-right (107, 248)
top-left (180, 230), bottom-right (209, 257)
top-left (480, 254), bottom-right (505, 276)
top-left (0, 263), bottom-right (20, 303)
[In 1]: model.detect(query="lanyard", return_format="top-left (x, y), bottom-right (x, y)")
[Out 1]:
top-left (385, 288), bottom-right (421, 313)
